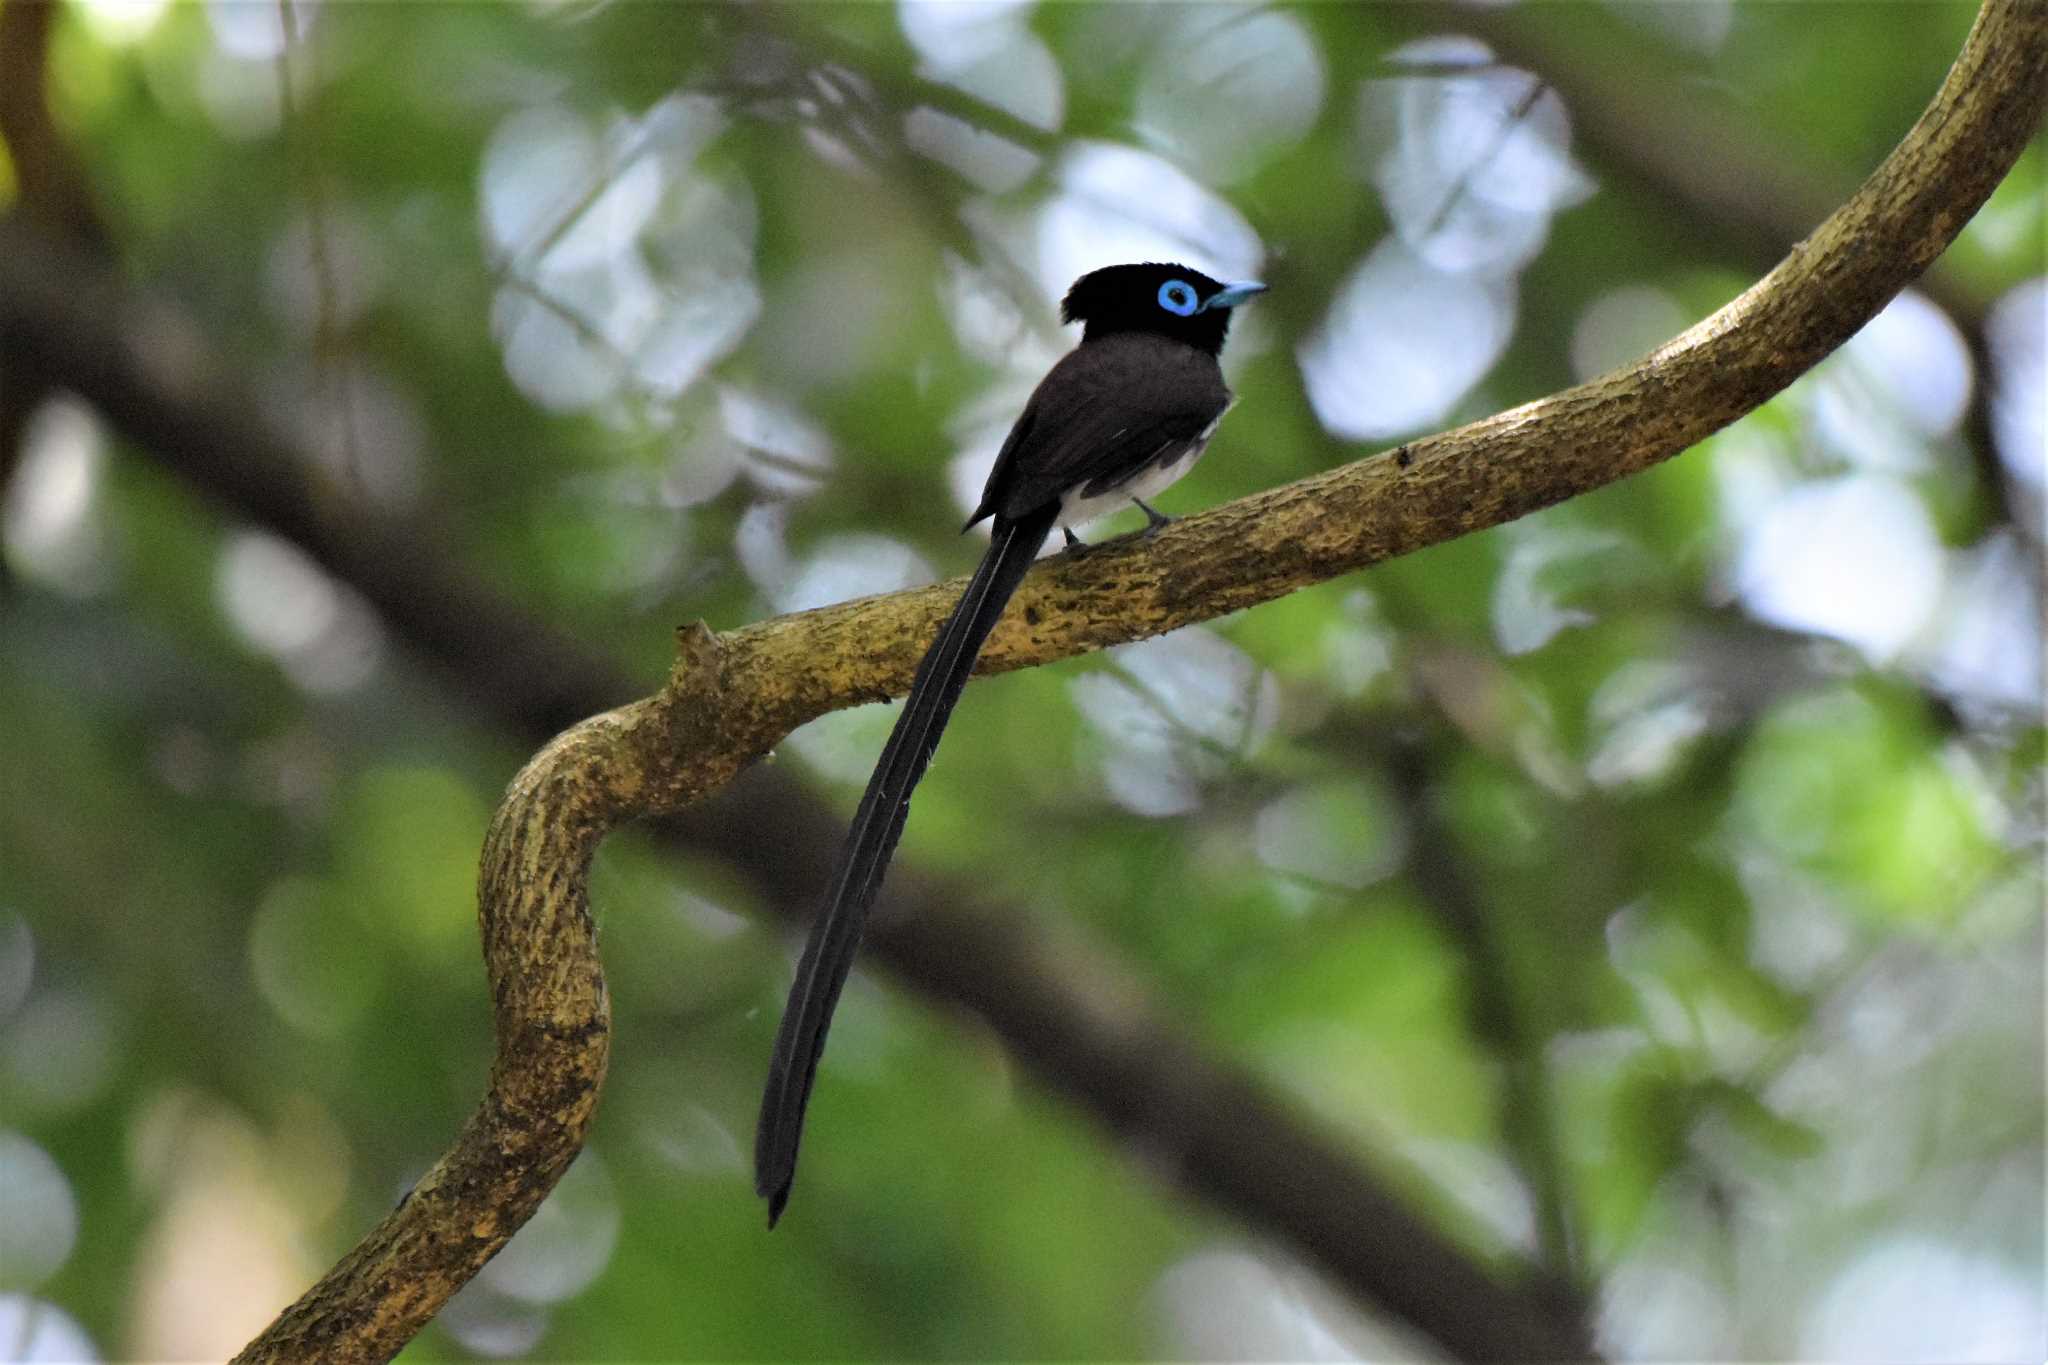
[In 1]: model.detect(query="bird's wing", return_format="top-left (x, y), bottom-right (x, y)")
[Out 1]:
top-left (967, 334), bottom-right (1230, 527)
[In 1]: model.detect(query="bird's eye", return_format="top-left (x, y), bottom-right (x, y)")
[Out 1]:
top-left (1157, 280), bottom-right (1200, 316)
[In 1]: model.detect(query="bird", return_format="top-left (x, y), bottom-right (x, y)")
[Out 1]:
top-left (755, 261), bottom-right (1265, 1225)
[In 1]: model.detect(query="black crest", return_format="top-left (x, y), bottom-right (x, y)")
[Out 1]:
top-left (1059, 261), bottom-right (1251, 355)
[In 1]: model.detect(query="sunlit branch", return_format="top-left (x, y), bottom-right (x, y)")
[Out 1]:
top-left (1400, 0), bottom-right (2037, 553)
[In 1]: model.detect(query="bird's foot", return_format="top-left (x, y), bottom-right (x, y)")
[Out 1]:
top-left (1134, 498), bottom-right (1175, 534)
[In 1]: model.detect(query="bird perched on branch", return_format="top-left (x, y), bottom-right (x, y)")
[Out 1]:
top-left (756, 261), bottom-right (1265, 1224)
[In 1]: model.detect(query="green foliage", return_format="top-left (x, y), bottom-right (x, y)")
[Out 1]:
top-left (0, 0), bottom-right (2037, 1359)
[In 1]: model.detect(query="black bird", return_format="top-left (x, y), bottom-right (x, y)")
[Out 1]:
top-left (755, 261), bottom-right (1265, 1224)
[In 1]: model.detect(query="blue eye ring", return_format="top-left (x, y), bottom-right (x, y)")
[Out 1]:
top-left (1157, 279), bottom-right (1200, 316)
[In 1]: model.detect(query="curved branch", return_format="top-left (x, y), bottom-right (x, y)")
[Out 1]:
top-left (230, 651), bottom-right (743, 1362)
top-left (709, 0), bottom-right (2040, 738)
top-left (0, 223), bottom-right (1590, 1356)
top-left (1396, 0), bottom-right (2037, 552)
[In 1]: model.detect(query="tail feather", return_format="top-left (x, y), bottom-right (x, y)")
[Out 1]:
top-left (755, 505), bottom-right (1057, 1224)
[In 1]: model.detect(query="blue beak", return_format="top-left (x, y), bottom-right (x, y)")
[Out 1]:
top-left (1202, 281), bottom-right (1268, 312)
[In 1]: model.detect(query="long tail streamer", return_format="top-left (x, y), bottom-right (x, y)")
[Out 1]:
top-left (755, 505), bottom-right (1057, 1224)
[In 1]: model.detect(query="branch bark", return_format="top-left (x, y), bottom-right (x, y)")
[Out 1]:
top-left (0, 0), bottom-right (2038, 1358)
top-left (1396, 0), bottom-right (2039, 556)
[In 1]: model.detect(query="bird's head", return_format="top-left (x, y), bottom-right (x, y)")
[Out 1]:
top-left (1060, 262), bottom-right (1266, 354)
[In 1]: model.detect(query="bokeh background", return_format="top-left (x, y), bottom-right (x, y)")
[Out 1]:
top-left (1, 0), bottom-right (2041, 1359)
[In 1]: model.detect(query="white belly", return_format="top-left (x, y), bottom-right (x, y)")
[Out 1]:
top-left (1054, 410), bottom-right (1223, 530)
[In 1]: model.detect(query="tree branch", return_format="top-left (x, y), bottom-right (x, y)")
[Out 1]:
top-left (0, 0), bottom-right (2037, 1358)
top-left (703, 0), bottom-right (2041, 739)
top-left (1397, 0), bottom-right (2039, 555)
top-left (0, 217), bottom-right (1593, 1357)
